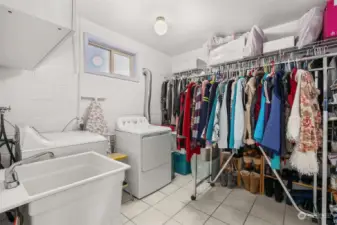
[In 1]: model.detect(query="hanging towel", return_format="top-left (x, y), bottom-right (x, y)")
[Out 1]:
top-left (83, 100), bottom-right (109, 135)
top-left (254, 74), bottom-right (268, 143)
top-left (218, 83), bottom-right (228, 148)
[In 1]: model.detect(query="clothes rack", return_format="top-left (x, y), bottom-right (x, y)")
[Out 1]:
top-left (203, 52), bottom-right (337, 225)
top-left (165, 50), bottom-right (337, 225)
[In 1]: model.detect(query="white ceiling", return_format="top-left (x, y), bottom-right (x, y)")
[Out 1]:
top-left (78, 0), bottom-right (324, 56)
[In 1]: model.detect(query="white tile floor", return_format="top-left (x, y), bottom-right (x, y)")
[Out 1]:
top-left (0, 173), bottom-right (317, 225)
top-left (121, 174), bottom-right (316, 225)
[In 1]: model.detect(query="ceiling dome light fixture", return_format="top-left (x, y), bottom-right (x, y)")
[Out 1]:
top-left (154, 16), bottom-right (168, 36)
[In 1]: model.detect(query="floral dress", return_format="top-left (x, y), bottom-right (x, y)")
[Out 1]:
top-left (299, 71), bottom-right (322, 153)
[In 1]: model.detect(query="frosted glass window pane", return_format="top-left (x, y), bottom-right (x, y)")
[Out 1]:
top-left (114, 54), bottom-right (130, 76)
top-left (87, 44), bottom-right (110, 73)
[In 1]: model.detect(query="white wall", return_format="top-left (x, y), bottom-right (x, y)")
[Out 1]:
top-left (172, 20), bottom-right (299, 73)
top-left (263, 20), bottom-right (298, 41)
top-left (172, 47), bottom-right (206, 73)
top-left (0, 16), bottom-right (171, 166)
top-left (79, 18), bottom-right (172, 129)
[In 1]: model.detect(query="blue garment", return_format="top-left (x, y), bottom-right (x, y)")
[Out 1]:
top-left (261, 72), bottom-right (283, 154)
top-left (253, 74), bottom-right (267, 143)
top-left (271, 155), bottom-right (281, 170)
top-left (229, 81), bottom-right (238, 148)
top-left (261, 71), bottom-right (284, 170)
top-left (206, 88), bottom-right (219, 142)
top-left (205, 83), bottom-right (218, 135)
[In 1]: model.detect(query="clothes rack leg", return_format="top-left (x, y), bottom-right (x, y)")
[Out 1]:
top-left (192, 154), bottom-right (198, 200)
top-left (322, 56), bottom-right (328, 225)
top-left (258, 146), bottom-right (315, 219)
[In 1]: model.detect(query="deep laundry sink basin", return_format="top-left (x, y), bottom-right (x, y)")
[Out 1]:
top-left (16, 152), bottom-right (127, 197)
top-left (2, 152), bottom-right (130, 225)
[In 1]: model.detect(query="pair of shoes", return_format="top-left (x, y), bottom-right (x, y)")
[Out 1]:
top-left (264, 176), bottom-right (284, 202)
top-left (220, 171), bottom-right (237, 189)
top-left (264, 177), bottom-right (274, 197)
top-left (220, 171), bottom-right (228, 187)
top-left (274, 179), bottom-right (284, 202)
top-left (240, 170), bottom-right (260, 194)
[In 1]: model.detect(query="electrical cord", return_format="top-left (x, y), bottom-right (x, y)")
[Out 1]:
top-left (62, 117), bottom-right (79, 132)
top-left (0, 114), bottom-right (16, 163)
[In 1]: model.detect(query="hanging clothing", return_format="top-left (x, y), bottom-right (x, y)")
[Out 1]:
top-left (201, 80), bottom-right (209, 99)
top-left (198, 82), bottom-right (211, 142)
top-left (212, 83), bottom-right (226, 143)
top-left (253, 71), bottom-right (264, 123)
top-left (254, 74), bottom-right (268, 143)
top-left (171, 80), bottom-right (176, 125)
top-left (218, 83), bottom-right (228, 148)
top-left (190, 85), bottom-right (197, 130)
top-left (206, 83), bottom-right (222, 143)
top-left (176, 91), bottom-right (186, 150)
top-left (192, 85), bottom-right (202, 148)
top-left (287, 68), bottom-right (298, 108)
top-left (204, 82), bottom-right (219, 137)
top-left (161, 81), bottom-right (169, 125)
top-left (261, 71), bottom-right (284, 155)
top-left (226, 80), bottom-right (234, 145)
top-left (229, 80), bottom-right (238, 148)
top-left (244, 76), bottom-right (256, 145)
top-left (233, 78), bottom-right (246, 149)
top-left (167, 80), bottom-right (173, 124)
top-left (183, 82), bottom-right (200, 162)
top-left (290, 70), bottom-right (322, 175)
top-left (263, 76), bottom-right (273, 128)
top-left (287, 70), bottom-right (301, 144)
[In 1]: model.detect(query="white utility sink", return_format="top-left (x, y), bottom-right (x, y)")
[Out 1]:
top-left (0, 152), bottom-right (130, 225)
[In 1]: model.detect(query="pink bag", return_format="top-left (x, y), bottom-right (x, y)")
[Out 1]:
top-left (324, 0), bottom-right (337, 39)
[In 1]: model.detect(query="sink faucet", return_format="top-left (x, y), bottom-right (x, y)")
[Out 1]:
top-left (4, 151), bottom-right (55, 190)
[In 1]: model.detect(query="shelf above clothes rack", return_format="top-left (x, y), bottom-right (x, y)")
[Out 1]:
top-left (209, 38), bottom-right (337, 69)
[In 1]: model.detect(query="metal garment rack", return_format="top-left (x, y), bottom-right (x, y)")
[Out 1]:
top-left (182, 49), bottom-right (337, 225)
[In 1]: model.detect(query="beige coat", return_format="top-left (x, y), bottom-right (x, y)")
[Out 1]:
top-left (244, 77), bottom-right (256, 145)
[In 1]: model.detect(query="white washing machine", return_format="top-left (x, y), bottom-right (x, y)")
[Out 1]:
top-left (115, 116), bottom-right (171, 199)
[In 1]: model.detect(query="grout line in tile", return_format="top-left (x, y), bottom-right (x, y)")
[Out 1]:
top-left (247, 195), bottom-right (287, 225)
top-left (282, 202), bottom-right (286, 225)
top-left (241, 192), bottom-right (258, 225)
top-left (200, 187), bottom-right (234, 225)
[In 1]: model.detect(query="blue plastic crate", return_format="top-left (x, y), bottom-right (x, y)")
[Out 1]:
top-left (173, 151), bottom-right (191, 175)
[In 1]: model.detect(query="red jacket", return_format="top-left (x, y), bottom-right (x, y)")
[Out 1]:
top-left (288, 68), bottom-right (297, 108)
top-left (183, 82), bottom-right (200, 162)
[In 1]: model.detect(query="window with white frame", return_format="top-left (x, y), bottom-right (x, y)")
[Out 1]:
top-left (84, 33), bottom-right (137, 82)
